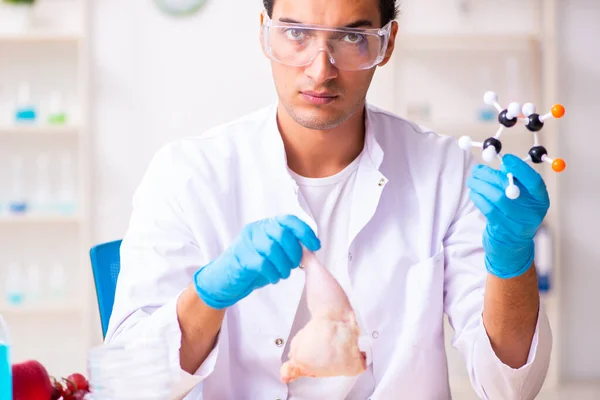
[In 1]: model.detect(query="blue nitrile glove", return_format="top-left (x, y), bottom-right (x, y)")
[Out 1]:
top-left (193, 215), bottom-right (321, 309)
top-left (466, 154), bottom-right (550, 279)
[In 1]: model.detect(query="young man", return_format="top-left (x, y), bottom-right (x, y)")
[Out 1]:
top-left (106, 0), bottom-right (552, 398)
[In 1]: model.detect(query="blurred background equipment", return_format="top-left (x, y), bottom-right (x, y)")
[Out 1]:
top-left (153, 0), bottom-right (207, 17)
top-left (0, 0), bottom-right (91, 379)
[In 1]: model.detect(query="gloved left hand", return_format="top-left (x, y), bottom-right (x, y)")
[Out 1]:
top-left (467, 154), bottom-right (550, 279)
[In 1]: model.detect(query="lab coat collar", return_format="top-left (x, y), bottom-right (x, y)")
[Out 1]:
top-left (263, 102), bottom-right (385, 176)
top-left (363, 103), bottom-right (385, 170)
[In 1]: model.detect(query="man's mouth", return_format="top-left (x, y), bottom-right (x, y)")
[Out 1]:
top-left (300, 91), bottom-right (338, 105)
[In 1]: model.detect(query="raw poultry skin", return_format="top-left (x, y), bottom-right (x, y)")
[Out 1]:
top-left (280, 249), bottom-right (367, 383)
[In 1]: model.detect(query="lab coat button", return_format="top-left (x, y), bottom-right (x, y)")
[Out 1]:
top-left (372, 331), bottom-right (379, 339)
top-left (348, 252), bottom-right (353, 262)
top-left (378, 178), bottom-right (386, 187)
top-left (275, 338), bottom-right (284, 347)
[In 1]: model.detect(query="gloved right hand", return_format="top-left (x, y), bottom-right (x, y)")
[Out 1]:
top-left (467, 154), bottom-right (550, 279)
top-left (194, 215), bottom-right (321, 309)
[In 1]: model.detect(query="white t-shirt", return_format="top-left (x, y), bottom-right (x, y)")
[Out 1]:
top-left (284, 152), bottom-right (375, 399)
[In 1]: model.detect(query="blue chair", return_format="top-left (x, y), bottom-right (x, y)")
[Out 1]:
top-left (89, 239), bottom-right (122, 338)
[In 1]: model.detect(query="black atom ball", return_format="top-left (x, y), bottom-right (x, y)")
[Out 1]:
top-left (528, 146), bottom-right (548, 163)
top-left (483, 137), bottom-right (502, 154)
top-left (498, 109), bottom-right (518, 128)
top-left (526, 114), bottom-right (544, 132)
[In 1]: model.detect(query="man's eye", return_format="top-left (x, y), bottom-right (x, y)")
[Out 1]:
top-left (285, 29), bottom-right (306, 40)
top-left (344, 33), bottom-right (365, 44)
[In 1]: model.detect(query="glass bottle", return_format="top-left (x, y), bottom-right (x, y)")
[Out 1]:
top-left (9, 155), bottom-right (28, 214)
top-left (0, 315), bottom-right (12, 400)
top-left (56, 153), bottom-right (76, 215)
top-left (87, 338), bottom-right (175, 399)
top-left (5, 263), bottom-right (24, 306)
top-left (32, 154), bottom-right (51, 214)
top-left (15, 82), bottom-right (37, 123)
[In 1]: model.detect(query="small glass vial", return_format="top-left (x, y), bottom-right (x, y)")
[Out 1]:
top-left (5, 263), bottom-right (24, 306)
top-left (9, 155), bottom-right (28, 214)
top-left (535, 224), bottom-right (553, 293)
top-left (48, 262), bottom-right (67, 300)
top-left (32, 154), bottom-right (52, 214)
top-left (15, 83), bottom-right (37, 124)
top-left (26, 263), bottom-right (43, 304)
top-left (47, 91), bottom-right (67, 125)
top-left (56, 153), bottom-right (76, 215)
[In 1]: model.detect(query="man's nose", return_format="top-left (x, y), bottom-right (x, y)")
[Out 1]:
top-left (304, 49), bottom-right (338, 85)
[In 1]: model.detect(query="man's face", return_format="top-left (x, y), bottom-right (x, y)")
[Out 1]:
top-left (263, 0), bottom-right (397, 131)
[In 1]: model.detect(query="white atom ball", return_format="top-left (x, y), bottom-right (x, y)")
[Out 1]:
top-left (484, 91), bottom-right (498, 106)
top-left (507, 102), bottom-right (521, 119)
top-left (522, 103), bottom-right (536, 117)
top-left (505, 184), bottom-right (521, 200)
top-left (482, 146), bottom-right (497, 163)
top-left (458, 136), bottom-right (472, 150)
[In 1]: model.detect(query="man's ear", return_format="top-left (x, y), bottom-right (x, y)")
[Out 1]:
top-left (378, 21), bottom-right (399, 67)
top-left (259, 11), bottom-right (267, 57)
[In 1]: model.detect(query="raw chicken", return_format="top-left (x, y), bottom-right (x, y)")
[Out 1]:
top-left (280, 248), bottom-right (367, 383)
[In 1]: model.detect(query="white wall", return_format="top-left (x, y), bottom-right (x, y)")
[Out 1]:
top-left (558, 0), bottom-right (600, 379)
top-left (91, 0), bottom-right (600, 380)
top-left (91, 0), bottom-right (277, 243)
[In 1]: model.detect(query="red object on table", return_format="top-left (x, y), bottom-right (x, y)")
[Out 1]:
top-left (12, 360), bottom-right (53, 400)
top-left (66, 373), bottom-right (90, 393)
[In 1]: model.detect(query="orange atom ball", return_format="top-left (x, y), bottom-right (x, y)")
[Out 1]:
top-left (551, 104), bottom-right (565, 118)
top-left (552, 158), bottom-right (566, 172)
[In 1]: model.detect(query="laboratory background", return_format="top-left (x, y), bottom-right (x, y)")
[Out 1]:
top-left (0, 0), bottom-right (598, 398)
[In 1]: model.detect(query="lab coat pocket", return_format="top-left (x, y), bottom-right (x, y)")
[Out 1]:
top-left (402, 250), bottom-right (445, 348)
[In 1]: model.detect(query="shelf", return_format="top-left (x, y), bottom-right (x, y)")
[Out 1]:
top-left (0, 31), bottom-right (82, 44)
top-left (0, 301), bottom-right (83, 315)
top-left (396, 33), bottom-right (540, 52)
top-left (0, 125), bottom-right (80, 137)
top-left (0, 214), bottom-right (81, 225)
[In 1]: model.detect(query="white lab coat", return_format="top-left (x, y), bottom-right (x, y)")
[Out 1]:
top-left (106, 103), bottom-right (552, 400)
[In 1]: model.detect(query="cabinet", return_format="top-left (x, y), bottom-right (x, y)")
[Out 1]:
top-left (0, 0), bottom-right (91, 377)
top-left (367, 0), bottom-right (562, 396)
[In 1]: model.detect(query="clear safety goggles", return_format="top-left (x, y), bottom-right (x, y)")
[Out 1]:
top-left (261, 16), bottom-right (393, 71)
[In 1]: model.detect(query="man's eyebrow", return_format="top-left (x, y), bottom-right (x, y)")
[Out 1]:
top-left (344, 19), bottom-right (374, 28)
top-left (278, 18), bottom-right (374, 28)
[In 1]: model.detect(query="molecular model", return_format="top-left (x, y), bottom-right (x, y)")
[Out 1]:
top-left (458, 91), bottom-right (566, 200)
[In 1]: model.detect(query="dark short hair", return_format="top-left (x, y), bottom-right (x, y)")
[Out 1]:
top-left (262, 0), bottom-right (400, 27)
